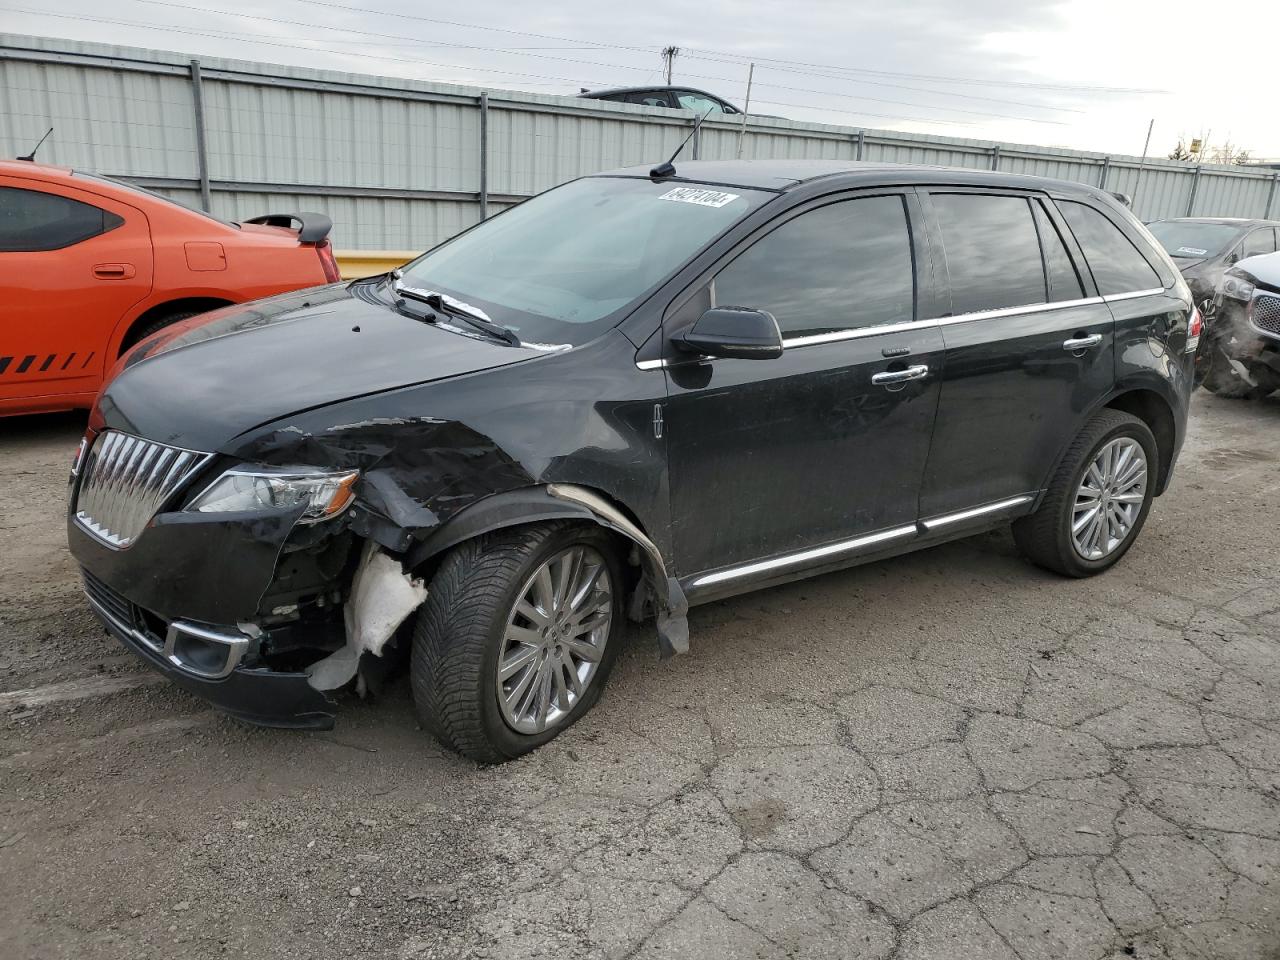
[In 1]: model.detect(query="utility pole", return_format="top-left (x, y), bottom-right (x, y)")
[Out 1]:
top-left (662, 46), bottom-right (679, 85)
top-left (736, 62), bottom-right (755, 159)
top-left (1131, 118), bottom-right (1154, 213)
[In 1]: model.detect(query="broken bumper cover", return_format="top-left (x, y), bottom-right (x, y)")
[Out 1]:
top-left (82, 568), bottom-right (336, 729)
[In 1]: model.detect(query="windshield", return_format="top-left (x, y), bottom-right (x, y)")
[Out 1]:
top-left (396, 177), bottom-right (770, 346)
top-left (1146, 221), bottom-right (1242, 260)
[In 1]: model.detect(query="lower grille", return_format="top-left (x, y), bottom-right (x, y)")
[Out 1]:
top-left (1253, 295), bottom-right (1280, 337)
top-left (82, 568), bottom-right (137, 628)
top-left (73, 431), bottom-right (212, 548)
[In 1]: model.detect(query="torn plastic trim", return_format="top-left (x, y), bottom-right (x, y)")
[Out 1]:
top-left (546, 483), bottom-right (689, 659)
top-left (307, 540), bottom-right (427, 692)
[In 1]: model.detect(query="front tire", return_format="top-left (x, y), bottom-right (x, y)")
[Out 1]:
top-left (1201, 343), bottom-right (1273, 400)
top-left (410, 522), bottom-right (624, 763)
top-left (1013, 410), bottom-right (1157, 578)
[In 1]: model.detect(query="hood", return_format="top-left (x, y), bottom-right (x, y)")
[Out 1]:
top-left (96, 282), bottom-right (546, 452)
top-left (1170, 254), bottom-right (1209, 272)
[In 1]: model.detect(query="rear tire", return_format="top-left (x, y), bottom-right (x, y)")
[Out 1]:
top-left (1013, 410), bottom-right (1157, 578)
top-left (410, 522), bottom-right (624, 763)
top-left (121, 309), bottom-right (200, 353)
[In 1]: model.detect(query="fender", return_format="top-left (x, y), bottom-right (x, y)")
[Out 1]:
top-left (405, 484), bottom-right (689, 658)
top-left (1035, 376), bottom-right (1183, 503)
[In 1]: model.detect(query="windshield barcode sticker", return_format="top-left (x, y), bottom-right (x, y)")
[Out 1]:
top-left (1175, 246), bottom-right (1209, 256)
top-left (658, 187), bottom-right (740, 208)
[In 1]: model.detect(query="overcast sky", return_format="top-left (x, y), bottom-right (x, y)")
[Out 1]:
top-left (5, 0), bottom-right (1277, 160)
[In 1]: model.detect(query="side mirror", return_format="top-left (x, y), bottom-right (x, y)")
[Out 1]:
top-left (673, 307), bottom-right (783, 360)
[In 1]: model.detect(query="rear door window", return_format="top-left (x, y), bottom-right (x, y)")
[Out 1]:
top-left (1057, 200), bottom-right (1162, 295)
top-left (1242, 228), bottom-right (1278, 258)
top-left (932, 193), bottom-right (1046, 314)
top-left (712, 194), bottom-right (915, 338)
top-left (1033, 201), bottom-right (1085, 302)
top-left (0, 186), bottom-right (123, 252)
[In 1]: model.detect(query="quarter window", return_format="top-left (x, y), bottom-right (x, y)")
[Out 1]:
top-left (0, 186), bottom-right (123, 252)
top-left (712, 195), bottom-right (915, 337)
top-left (1057, 200), bottom-right (1162, 295)
top-left (675, 92), bottom-right (725, 114)
top-left (933, 193), bottom-right (1046, 315)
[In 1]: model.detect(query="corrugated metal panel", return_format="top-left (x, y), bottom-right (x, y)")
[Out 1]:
top-left (0, 58), bottom-right (196, 176)
top-left (5, 32), bottom-right (1279, 251)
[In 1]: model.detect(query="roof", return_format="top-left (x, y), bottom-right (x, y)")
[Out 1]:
top-left (1150, 216), bottom-right (1280, 227)
top-left (594, 159), bottom-right (1116, 196)
top-left (579, 85), bottom-right (725, 99)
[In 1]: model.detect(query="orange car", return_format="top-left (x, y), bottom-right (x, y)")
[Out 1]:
top-left (0, 160), bottom-right (341, 416)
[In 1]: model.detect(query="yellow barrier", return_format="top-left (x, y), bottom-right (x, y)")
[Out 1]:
top-left (333, 250), bottom-right (421, 280)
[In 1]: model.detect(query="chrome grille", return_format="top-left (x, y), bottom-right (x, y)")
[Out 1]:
top-left (73, 431), bottom-right (212, 548)
top-left (1252, 295), bottom-right (1280, 337)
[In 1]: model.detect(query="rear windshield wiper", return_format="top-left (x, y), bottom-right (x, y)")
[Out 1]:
top-left (390, 275), bottom-right (521, 347)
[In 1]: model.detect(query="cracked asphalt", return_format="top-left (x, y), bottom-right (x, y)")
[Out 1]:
top-left (3, 393), bottom-right (1280, 960)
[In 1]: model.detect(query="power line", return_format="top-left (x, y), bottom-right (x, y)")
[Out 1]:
top-left (0, 9), bottom-right (624, 87)
top-left (258, 0), bottom-right (1165, 96)
top-left (116, 0), bottom-right (1070, 125)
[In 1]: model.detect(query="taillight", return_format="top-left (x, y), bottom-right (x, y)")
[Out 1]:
top-left (315, 240), bottom-right (341, 283)
top-left (1186, 306), bottom-right (1202, 353)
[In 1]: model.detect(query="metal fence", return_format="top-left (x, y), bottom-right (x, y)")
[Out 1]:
top-left (4, 32), bottom-right (1279, 252)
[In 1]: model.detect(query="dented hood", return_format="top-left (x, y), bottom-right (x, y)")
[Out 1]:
top-left (97, 284), bottom-right (542, 451)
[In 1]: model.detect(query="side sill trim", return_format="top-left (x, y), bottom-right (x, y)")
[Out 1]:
top-left (920, 495), bottom-right (1034, 531)
top-left (689, 524), bottom-right (918, 589)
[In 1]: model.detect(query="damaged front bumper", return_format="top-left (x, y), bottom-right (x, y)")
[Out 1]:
top-left (82, 568), bottom-right (337, 728)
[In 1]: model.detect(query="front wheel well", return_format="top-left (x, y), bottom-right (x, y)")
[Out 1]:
top-left (119, 297), bottom-right (234, 354)
top-left (1103, 390), bottom-right (1176, 494)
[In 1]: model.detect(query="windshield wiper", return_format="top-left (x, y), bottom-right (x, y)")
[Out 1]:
top-left (390, 275), bottom-right (521, 347)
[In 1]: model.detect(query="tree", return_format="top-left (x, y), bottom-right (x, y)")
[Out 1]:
top-left (1209, 142), bottom-right (1252, 165)
top-left (1168, 139), bottom-right (1194, 161)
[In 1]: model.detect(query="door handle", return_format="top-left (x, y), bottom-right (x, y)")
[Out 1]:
top-left (871, 364), bottom-right (929, 386)
top-left (1062, 333), bottom-right (1102, 353)
top-left (93, 263), bottom-right (135, 279)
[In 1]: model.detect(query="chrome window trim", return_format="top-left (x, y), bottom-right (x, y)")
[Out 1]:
top-left (934, 295), bottom-right (1103, 326)
top-left (782, 317), bottom-right (938, 348)
top-left (636, 286), bottom-right (1170, 368)
top-left (689, 524), bottom-right (918, 588)
top-left (1101, 287), bottom-right (1166, 303)
top-left (921, 495), bottom-right (1034, 530)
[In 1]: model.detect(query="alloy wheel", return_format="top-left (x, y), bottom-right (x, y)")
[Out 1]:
top-left (1071, 437), bottom-right (1148, 561)
top-left (496, 545), bottom-right (613, 734)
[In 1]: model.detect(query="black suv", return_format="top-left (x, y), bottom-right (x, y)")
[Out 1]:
top-left (69, 161), bottom-right (1196, 762)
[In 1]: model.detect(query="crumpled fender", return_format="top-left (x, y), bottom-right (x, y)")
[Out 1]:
top-left (405, 484), bottom-right (689, 658)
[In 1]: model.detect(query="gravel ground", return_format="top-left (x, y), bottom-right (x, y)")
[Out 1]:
top-left (2, 395), bottom-right (1279, 960)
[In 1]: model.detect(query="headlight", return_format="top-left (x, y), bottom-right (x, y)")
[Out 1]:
top-left (188, 467), bottom-right (359, 522)
top-left (1221, 276), bottom-right (1255, 302)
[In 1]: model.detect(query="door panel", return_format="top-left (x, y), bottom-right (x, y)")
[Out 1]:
top-left (0, 178), bottom-right (153, 400)
top-left (919, 303), bottom-right (1115, 517)
top-left (661, 190), bottom-right (940, 579)
top-left (665, 326), bottom-right (945, 576)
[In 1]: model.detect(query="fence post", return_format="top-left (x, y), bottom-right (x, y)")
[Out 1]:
top-left (1266, 172), bottom-right (1279, 219)
top-left (1097, 155), bottom-right (1111, 191)
top-left (188, 59), bottom-right (212, 212)
top-left (478, 92), bottom-right (489, 221)
top-left (856, 129), bottom-right (865, 161)
top-left (1185, 166), bottom-right (1202, 216)
top-left (989, 144), bottom-right (1001, 171)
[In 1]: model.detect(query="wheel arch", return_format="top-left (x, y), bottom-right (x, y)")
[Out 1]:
top-left (403, 484), bottom-right (689, 658)
top-left (115, 296), bottom-right (236, 355)
top-left (1101, 388), bottom-right (1177, 495)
